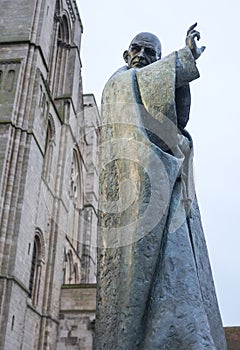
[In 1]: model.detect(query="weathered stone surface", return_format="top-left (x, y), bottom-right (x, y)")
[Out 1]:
top-left (0, 1), bottom-right (99, 349)
top-left (0, 0), bottom-right (35, 43)
top-left (57, 284), bottom-right (96, 350)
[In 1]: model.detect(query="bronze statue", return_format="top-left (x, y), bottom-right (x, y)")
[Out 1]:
top-left (95, 24), bottom-right (227, 349)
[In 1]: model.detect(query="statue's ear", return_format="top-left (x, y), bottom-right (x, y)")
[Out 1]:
top-left (123, 50), bottom-right (129, 63)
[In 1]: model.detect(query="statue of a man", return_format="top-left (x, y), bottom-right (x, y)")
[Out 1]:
top-left (95, 24), bottom-right (227, 349)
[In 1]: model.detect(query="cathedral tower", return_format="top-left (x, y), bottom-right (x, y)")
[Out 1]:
top-left (0, 1), bottom-right (99, 348)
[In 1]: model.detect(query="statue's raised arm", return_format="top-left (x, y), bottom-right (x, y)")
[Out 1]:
top-left (186, 22), bottom-right (206, 60)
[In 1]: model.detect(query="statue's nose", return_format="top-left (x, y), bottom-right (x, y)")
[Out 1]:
top-left (138, 48), bottom-right (145, 57)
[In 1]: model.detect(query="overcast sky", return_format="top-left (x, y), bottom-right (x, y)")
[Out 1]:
top-left (76, 0), bottom-right (240, 326)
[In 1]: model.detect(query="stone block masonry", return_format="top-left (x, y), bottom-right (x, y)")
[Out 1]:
top-left (0, 0), bottom-right (99, 349)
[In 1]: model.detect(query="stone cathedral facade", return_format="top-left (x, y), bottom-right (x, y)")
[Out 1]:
top-left (0, 0), bottom-right (98, 349)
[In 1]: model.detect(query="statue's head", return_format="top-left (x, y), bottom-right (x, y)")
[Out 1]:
top-left (123, 32), bottom-right (162, 69)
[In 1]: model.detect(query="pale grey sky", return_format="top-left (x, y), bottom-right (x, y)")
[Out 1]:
top-left (77, 0), bottom-right (240, 326)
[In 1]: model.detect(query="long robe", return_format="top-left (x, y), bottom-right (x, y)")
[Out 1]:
top-left (95, 46), bottom-right (227, 350)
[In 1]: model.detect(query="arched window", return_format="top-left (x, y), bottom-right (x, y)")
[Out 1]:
top-left (29, 230), bottom-right (45, 306)
top-left (74, 263), bottom-right (80, 284)
top-left (68, 149), bottom-right (83, 250)
top-left (52, 14), bottom-right (70, 97)
top-left (63, 250), bottom-right (81, 285)
top-left (43, 115), bottom-right (55, 182)
top-left (29, 239), bottom-right (37, 297)
top-left (55, 0), bottom-right (60, 14)
top-left (70, 150), bottom-right (83, 209)
top-left (64, 250), bottom-right (73, 284)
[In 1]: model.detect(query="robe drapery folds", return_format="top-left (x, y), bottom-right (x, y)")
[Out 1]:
top-left (96, 47), bottom-right (227, 349)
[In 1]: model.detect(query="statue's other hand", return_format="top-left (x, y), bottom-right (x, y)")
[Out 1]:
top-left (186, 22), bottom-right (206, 60)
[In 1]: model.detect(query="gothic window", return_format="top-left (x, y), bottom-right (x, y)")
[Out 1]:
top-left (29, 230), bottom-right (45, 306)
top-left (68, 149), bottom-right (83, 250)
top-left (65, 250), bottom-right (73, 284)
top-left (63, 250), bottom-right (81, 285)
top-left (29, 240), bottom-right (37, 297)
top-left (70, 149), bottom-right (83, 209)
top-left (52, 14), bottom-right (70, 97)
top-left (43, 115), bottom-right (55, 182)
top-left (55, 0), bottom-right (60, 15)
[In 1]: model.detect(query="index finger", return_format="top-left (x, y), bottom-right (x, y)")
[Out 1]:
top-left (187, 22), bottom-right (198, 35)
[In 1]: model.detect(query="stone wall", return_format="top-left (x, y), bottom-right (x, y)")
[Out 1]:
top-left (0, 0), bottom-right (99, 349)
top-left (57, 284), bottom-right (96, 350)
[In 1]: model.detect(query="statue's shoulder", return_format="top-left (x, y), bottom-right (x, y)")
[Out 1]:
top-left (107, 66), bottom-right (129, 83)
top-left (102, 66), bottom-right (131, 100)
